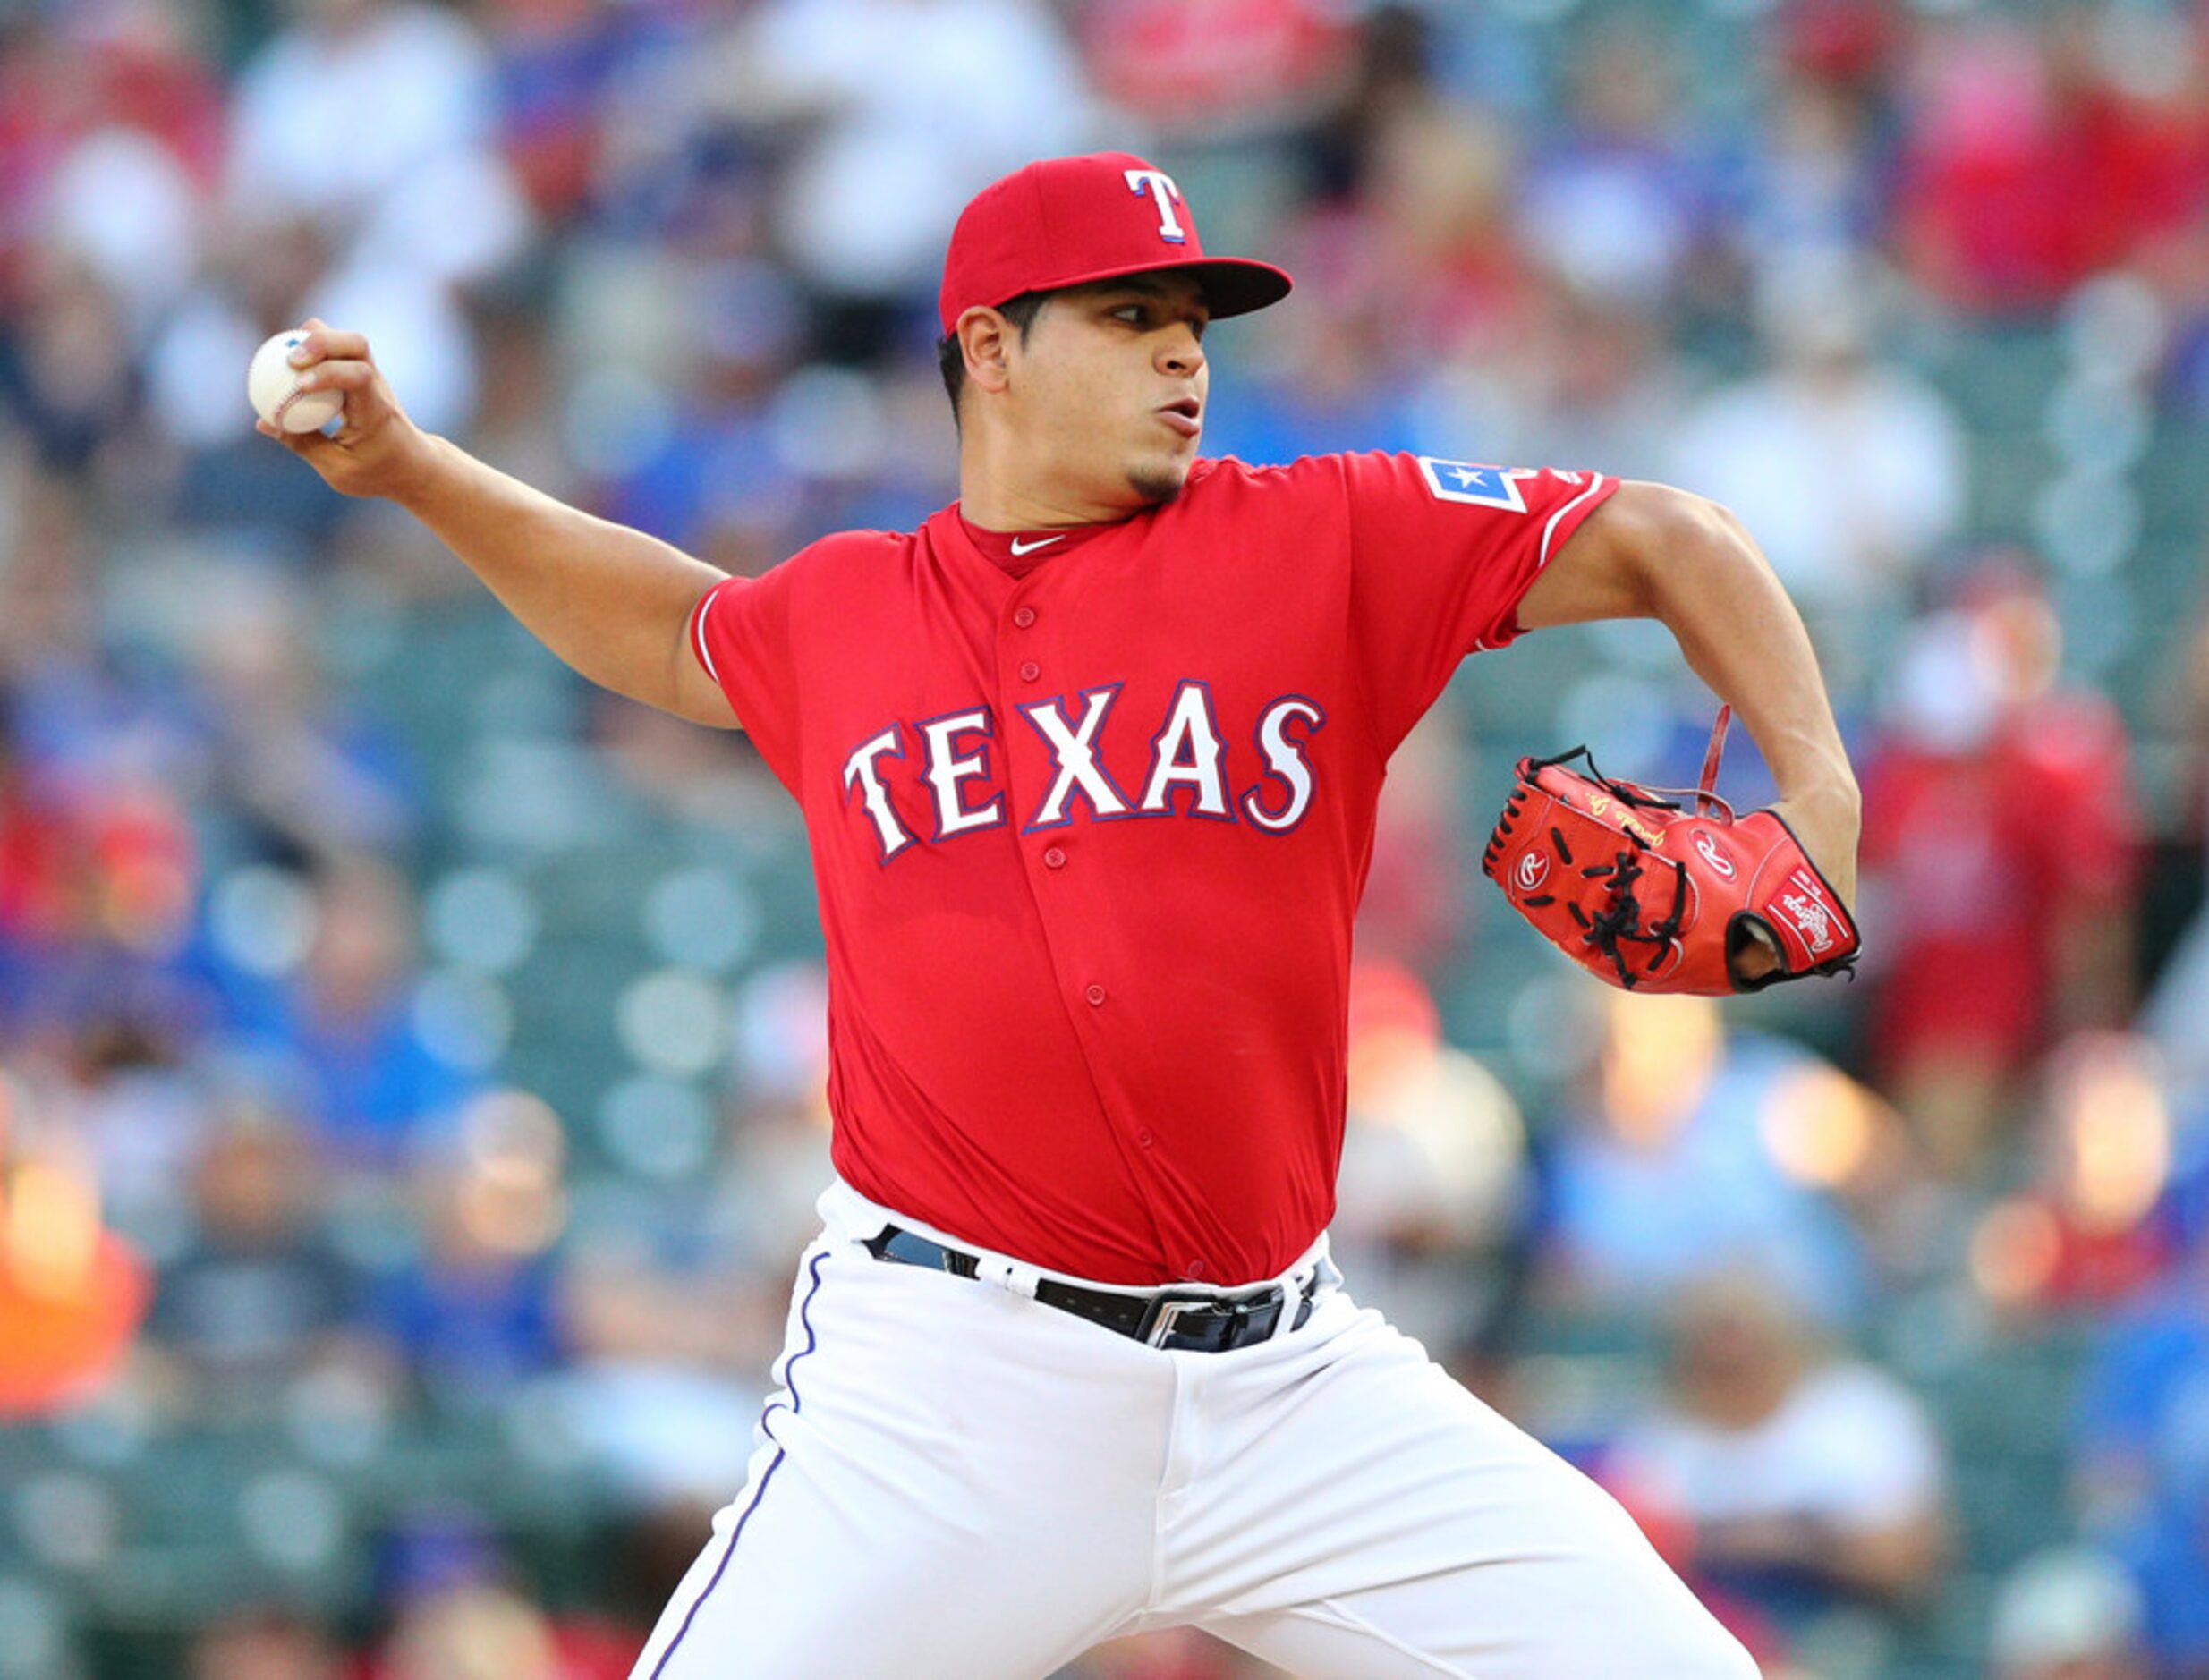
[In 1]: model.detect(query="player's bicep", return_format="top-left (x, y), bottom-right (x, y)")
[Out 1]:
top-left (1513, 479), bottom-right (1692, 630)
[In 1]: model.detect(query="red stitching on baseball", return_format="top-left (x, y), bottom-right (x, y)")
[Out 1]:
top-left (273, 382), bottom-right (332, 429)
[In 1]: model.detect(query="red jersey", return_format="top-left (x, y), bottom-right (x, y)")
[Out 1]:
top-left (690, 452), bottom-right (1617, 1285)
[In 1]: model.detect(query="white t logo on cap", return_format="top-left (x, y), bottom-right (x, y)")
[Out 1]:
top-left (1124, 168), bottom-right (1187, 245)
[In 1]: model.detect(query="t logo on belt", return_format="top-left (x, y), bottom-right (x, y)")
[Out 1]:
top-left (1124, 168), bottom-right (1187, 244)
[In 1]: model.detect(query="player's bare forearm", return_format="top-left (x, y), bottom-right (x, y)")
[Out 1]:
top-left (261, 321), bottom-right (736, 729)
top-left (394, 437), bottom-right (735, 726)
top-left (1524, 482), bottom-right (1860, 904)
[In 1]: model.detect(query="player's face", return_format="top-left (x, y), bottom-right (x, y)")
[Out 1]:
top-left (1007, 275), bottom-right (1211, 512)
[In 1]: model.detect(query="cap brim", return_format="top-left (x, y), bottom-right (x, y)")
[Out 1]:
top-left (1019, 255), bottom-right (1294, 320)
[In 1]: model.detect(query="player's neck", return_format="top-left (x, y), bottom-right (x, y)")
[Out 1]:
top-left (957, 437), bottom-right (1140, 533)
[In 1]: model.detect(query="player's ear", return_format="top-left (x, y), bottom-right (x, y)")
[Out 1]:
top-left (958, 306), bottom-right (1016, 398)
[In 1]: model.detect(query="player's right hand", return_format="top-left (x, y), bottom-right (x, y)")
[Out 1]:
top-left (255, 318), bottom-right (438, 502)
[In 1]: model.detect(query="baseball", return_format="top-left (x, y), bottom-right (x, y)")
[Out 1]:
top-left (247, 328), bottom-right (344, 434)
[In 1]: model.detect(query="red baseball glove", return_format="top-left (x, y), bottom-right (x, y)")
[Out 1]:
top-left (1483, 708), bottom-right (1859, 995)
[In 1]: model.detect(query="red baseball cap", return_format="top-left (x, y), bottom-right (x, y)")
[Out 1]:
top-left (938, 152), bottom-right (1294, 335)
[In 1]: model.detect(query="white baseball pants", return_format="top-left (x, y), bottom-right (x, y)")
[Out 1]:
top-left (631, 1180), bottom-right (1758, 1679)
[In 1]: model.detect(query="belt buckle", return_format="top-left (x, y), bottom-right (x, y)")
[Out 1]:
top-left (1142, 1287), bottom-right (1277, 1350)
top-left (1142, 1294), bottom-right (1217, 1348)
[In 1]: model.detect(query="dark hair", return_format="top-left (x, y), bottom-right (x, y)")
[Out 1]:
top-left (937, 292), bottom-right (1048, 426)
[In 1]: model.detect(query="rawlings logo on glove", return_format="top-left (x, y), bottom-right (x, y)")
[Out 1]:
top-left (1482, 708), bottom-right (1860, 995)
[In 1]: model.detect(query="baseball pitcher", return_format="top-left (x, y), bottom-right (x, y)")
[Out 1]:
top-left (264, 153), bottom-right (1860, 1677)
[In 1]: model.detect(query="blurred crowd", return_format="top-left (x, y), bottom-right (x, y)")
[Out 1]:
top-left (2, 0), bottom-right (2207, 1675)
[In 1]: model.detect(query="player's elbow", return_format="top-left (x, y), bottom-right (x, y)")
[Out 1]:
top-left (1627, 482), bottom-right (1776, 604)
top-left (1591, 481), bottom-right (1737, 619)
top-left (1631, 481), bottom-right (1743, 558)
top-left (1514, 481), bottom-right (1763, 632)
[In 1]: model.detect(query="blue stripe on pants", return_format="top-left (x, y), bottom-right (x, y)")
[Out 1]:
top-left (649, 1247), bottom-right (831, 1678)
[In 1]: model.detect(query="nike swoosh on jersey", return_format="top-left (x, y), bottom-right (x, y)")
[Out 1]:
top-left (1008, 535), bottom-right (1065, 556)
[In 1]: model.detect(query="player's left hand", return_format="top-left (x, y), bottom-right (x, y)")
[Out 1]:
top-left (1768, 786), bottom-right (1860, 911)
top-left (1742, 787), bottom-right (1858, 982)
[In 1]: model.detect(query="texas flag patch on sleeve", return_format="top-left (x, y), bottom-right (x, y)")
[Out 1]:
top-left (1416, 458), bottom-right (1568, 512)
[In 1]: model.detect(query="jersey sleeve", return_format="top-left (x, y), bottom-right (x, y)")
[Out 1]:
top-left (688, 562), bottom-right (803, 792)
top-left (1342, 452), bottom-right (1619, 755)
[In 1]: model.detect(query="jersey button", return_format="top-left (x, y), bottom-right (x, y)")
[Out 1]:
top-left (1084, 983), bottom-right (1107, 1006)
top-left (1013, 606), bottom-right (1037, 628)
top-left (1136, 1128), bottom-right (1154, 1149)
top-left (1183, 1260), bottom-right (1208, 1281)
top-left (1042, 846), bottom-right (1066, 870)
top-left (1018, 660), bottom-right (1041, 683)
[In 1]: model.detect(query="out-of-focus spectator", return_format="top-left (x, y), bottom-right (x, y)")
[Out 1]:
top-left (2157, 218), bottom-right (2209, 422)
top-left (0, 252), bottom-right (142, 475)
top-left (2140, 605), bottom-right (2209, 1110)
top-left (0, 1082), bottom-right (151, 1417)
top-left (1716, 0), bottom-right (1907, 300)
top-left (1218, 45), bottom-right (1522, 458)
top-left (1078, 0), bottom-right (1357, 146)
top-left (1609, 1271), bottom-right (1950, 1632)
top-left (0, 701), bottom-right (75, 973)
top-left (1418, 280), bottom-right (1685, 485)
top-left (1966, 1033), bottom-right (2179, 1317)
top-left (189, 1606), bottom-right (345, 1680)
top-left (143, 1104), bottom-right (361, 1419)
top-left (548, 1226), bottom-right (766, 1513)
top-left (2110, 1479), bottom-right (2209, 1678)
top-left (173, 565), bottom-right (422, 862)
top-left (1858, 562), bottom-right (2141, 1177)
top-left (373, 1583), bottom-right (561, 1680)
top-left (587, 259), bottom-right (810, 563)
top-left (2071, 1240), bottom-right (2209, 1536)
top-left (0, 470), bottom-right (96, 692)
top-left (717, 0), bottom-right (1099, 360)
top-left (1665, 254), bottom-right (1967, 683)
top-left (1534, 992), bottom-right (1884, 1328)
top-left (2071, 1242), bottom-right (2209, 1676)
top-left (0, 0), bottom-right (228, 485)
top-left (54, 1007), bottom-right (207, 1233)
top-left (713, 960), bottom-right (837, 1273)
top-left (1517, 17), bottom-right (1712, 313)
top-left (363, 1091), bottom-right (565, 1408)
top-left (1897, 9), bottom-right (2209, 316)
top-left (1332, 960), bottom-right (1526, 1358)
top-left (355, 1513), bottom-right (640, 1678)
top-left (1352, 714), bottom-right (1470, 975)
top-left (219, 855), bottom-right (475, 1165)
top-left (166, 0), bottom-right (527, 464)
top-left (0, 704), bottom-right (203, 1038)
top-left (0, 3), bottom-right (225, 309)
top-left (1987, 1545), bottom-right (2149, 1680)
top-left (359, 1579), bottom-right (636, 1680)
top-left (225, 0), bottom-right (501, 250)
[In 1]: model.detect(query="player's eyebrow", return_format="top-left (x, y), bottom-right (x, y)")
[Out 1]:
top-left (1089, 276), bottom-right (1211, 321)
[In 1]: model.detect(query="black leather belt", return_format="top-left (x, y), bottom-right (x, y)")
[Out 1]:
top-left (862, 1226), bottom-right (1316, 1353)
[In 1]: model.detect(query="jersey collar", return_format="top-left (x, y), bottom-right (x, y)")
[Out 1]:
top-left (955, 512), bottom-right (1117, 577)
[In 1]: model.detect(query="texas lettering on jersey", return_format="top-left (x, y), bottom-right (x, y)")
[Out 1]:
top-left (842, 682), bottom-right (1327, 861)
